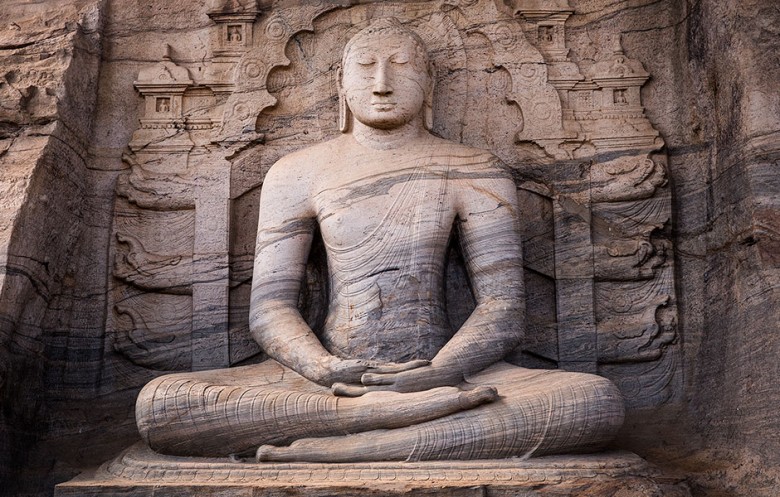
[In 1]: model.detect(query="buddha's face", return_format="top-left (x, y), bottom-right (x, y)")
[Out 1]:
top-left (341, 31), bottom-right (430, 130)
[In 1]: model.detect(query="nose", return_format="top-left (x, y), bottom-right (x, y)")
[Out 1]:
top-left (372, 62), bottom-right (392, 96)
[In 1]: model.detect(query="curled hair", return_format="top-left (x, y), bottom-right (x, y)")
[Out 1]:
top-left (341, 18), bottom-right (430, 74)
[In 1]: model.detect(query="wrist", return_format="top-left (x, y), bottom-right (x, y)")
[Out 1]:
top-left (301, 354), bottom-right (337, 386)
top-left (429, 361), bottom-right (465, 383)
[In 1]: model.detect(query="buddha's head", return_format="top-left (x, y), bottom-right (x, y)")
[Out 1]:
top-left (339, 19), bottom-right (434, 132)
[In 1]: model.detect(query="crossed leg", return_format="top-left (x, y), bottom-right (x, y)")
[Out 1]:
top-left (255, 362), bottom-right (625, 462)
top-left (135, 360), bottom-right (497, 457)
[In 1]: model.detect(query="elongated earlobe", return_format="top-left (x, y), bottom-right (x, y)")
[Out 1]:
top-left (423, 65), bottom-right (435, 131)
top-left (337, 66), bottom-right (351, 133)
top-left (339, 92), bottom-right (351, 133)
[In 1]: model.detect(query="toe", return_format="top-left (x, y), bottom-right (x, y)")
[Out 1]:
top-left (255, 444), bottom-right (277, 462)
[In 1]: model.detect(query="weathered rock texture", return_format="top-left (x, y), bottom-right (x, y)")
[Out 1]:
top-left (0, 0), bottom-right (778, 496)
top-left (56, 443), bottom-right (693, 497)
top-left (0, 0), bottom-right (107, 493)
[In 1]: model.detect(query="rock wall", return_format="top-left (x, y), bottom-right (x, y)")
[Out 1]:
top-left (0, 1), bottom-right (107, 493)
top-left (0, 0), bottom-right (777, 496)
top-left (680, 0), bottom-right (780, 493)
top-left (566, 1), bottom-right (780, 494)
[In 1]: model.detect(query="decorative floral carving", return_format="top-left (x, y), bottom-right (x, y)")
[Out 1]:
top-left (114, 233), bottom-right (192, 294)
top-left (597, 295), bottom-right (676, 363)
top-left (113, 298), bottom-right (192, 371)
top-left (591, 155), bottom-right (668, 202)
top-left (116, 162), bottom-right (195, 211)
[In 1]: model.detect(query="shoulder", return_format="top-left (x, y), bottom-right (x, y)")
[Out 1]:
top-left (424, 138), bottom-right (513, 187)
top-left (426, 139), bottom-right (517, 212)
top-left (426, 136), bottom-right (508, 174)
top-left (265, 138), bottom-right (341, 185)
top-left (260, 138), bottom-right (343, 217)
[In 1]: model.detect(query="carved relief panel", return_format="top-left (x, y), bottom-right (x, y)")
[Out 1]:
top-left (107, 0), bottom-right (680, 411)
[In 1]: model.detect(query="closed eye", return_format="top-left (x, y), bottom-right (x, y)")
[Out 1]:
top-left (390, 54), bottom-right (409, 64)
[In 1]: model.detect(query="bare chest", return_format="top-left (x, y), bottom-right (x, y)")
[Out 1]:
top-left (314, 164), bottom-right (457, 251)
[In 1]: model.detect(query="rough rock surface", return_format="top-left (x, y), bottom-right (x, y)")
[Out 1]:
top-left (56, 444), bottom-right (693, 497)
top-left (0, 0), bottom-right (777, 496)
top-left (0, 0), bottom-right (107, 493)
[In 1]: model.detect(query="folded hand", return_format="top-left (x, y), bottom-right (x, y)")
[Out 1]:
top-left (332, 364), bottom-right (463, 397)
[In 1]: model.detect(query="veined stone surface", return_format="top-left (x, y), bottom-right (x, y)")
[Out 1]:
top-left (0, 0), bottom-right (778, 496)
top-left (109, 0), bottom-right (681, 413)
top-left (130, 18), bottom-right (626, 463)
top-left (55, 443), bottom-right (693, 497)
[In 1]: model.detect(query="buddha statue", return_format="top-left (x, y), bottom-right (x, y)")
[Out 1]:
top-left (135, 19), bottom-right (625, 462)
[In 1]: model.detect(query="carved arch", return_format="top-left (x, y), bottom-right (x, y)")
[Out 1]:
top-left (219, 0), bottom-right (569, 157)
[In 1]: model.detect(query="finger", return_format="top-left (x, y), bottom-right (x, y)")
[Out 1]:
top-left (332, 382), bottom-right (369, 397)
top-left (335, 360), bottom-right (369, 373)
top-left (333, 361), bottom-right (378, 382)
top-left (367, 359), bottom-right (430, 374)
top-left (361, 372), bottom-right (396, 386)
top-left (355, 359), bottom-right (383, 368)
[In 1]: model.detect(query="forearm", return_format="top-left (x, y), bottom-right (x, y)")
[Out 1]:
top-left (251, 296), bottom-right (404, 388)
top-left (432, 299), bottom-right (524, 377)
top-left (250, 303), bottom-right (335, 384)
top-left (354, 300), bottom-right (523, 394)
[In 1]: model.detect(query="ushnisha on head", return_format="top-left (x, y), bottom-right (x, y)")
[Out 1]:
top-left (338, 18), bottom-right (435, 132)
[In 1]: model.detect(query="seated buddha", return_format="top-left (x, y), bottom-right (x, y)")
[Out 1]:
top-left (134, 19), bottom-right (625, 462)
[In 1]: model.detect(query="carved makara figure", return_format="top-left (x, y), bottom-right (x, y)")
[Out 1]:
top-left (135, 19), bottom-right (625, 462)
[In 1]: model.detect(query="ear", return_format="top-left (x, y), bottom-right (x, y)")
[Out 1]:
top-left (337, 66), bottom-right (351, 133)
top-left (423, 62), bottom-right (436, 131)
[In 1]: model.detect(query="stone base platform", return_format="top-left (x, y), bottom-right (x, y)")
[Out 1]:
top-left (56, 443), bottom-right (691, 497)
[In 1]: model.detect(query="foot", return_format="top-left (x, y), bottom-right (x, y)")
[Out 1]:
top-left (459, 385), bottom-right (498, 409)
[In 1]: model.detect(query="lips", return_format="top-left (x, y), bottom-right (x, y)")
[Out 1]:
top-left (371, 102), bottom-right (397, 111)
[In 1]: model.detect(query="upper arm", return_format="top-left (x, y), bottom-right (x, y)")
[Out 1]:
top-left (250, 159), bottom-right (317, 313)
top-left (456, 159), bottom-right (524, 304)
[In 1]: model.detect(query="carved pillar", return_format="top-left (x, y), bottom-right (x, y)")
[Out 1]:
top-left (190, 151), bottom-right (232, 370)
top-left (552, 166), bottom-right (598, 373)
